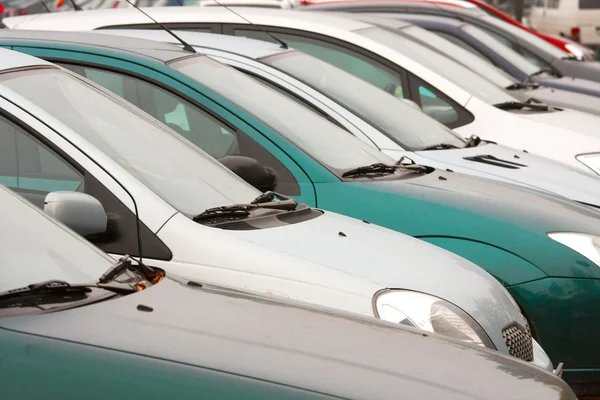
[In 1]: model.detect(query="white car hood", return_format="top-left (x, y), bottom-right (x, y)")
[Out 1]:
top-left (222, 209), bottom-right (524, 348)
top-left (516, 108), bottom-right (600, 140)
top-left (409, 143), bottom-right (600, 207)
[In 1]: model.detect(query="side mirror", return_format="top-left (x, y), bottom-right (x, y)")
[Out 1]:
top-left (219, 155), bottom-right (278, 193)
top-left (44, 191), bottom-right (107, 237)
top-left (401, 99), bottom-right (422, 111)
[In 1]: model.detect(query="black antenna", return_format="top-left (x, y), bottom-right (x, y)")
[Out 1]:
top-left (65, 0), bottom-right (83, 11)
top-left (207, 0), bottom-right (288, 49)
top-left (123, 0), bottom-right (197, 53)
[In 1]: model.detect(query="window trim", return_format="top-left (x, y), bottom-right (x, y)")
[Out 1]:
top-left (94, 22), bottom-right (223, 33)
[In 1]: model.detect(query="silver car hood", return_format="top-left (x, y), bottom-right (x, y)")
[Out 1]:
top-left (409, 142), bottom-right (600, 206)
top-left (516, 108), bottom-right (600, 140)
top-left (224, 209), bottom-right (525, 350)
top-left (525, 86), bottom-right (600, 117)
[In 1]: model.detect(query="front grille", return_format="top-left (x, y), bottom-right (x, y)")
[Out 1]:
top-left (502, 324), bottom-right (534, 361)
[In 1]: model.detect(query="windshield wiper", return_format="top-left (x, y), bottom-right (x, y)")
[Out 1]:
top-left (505, 82), bottom-right (540, 90)
top-left (562, 54), bottom-right (580, 61)
top-left (194, 192), bottom-right (298, 222)
top-left (526, 68), bottom-right (555, 81)
top-left (421, 143), bottom-right (460, 151)
top-left (494, 98), bottom-right (549, 111)
top-left (342, 163), bottom-right (399, 178)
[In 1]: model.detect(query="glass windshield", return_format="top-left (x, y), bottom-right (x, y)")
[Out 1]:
top-left (262, 50), bottom-right (465, 150)
top-left (481, 15), bottom-right (569, 59)
top-left (400, 25), bottom-right (517, 89)
top-left (170, 55), bottom-right (394, 171)
top-left (358, 27), bottom-right (516, 105)
top-left (0, 186), bottom-right (112, 292)
top-left (0, 68), bottom-right (259, 215)
top-left (462, 24), bottom-right (542, 76)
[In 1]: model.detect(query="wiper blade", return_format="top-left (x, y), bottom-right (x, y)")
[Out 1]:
top-left (98, 255), bottom-right (157, 285)
top-left (562, 54), bottom-right (580, 61)
top-left (421, 143), bottom-right (460, 151)
top-left (494, 98), bottom-right (549, 111)
top-left (526, 68), bottom-right (555, 81)
top-left (194, 192), bottom-right (299, 222)
top-left (505, 81), bottom-right (540, 90)
top-left (342, 162), bottom-right (398, 178)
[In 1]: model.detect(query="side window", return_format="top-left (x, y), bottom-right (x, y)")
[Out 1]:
top-left (517, 47), bottom-right (551, 69)
top-left (408, 76), bottom-right (474, 129)
top-left (58, 63), bottom-right (300, 195)
top-left (479, 27), bottom-right (516, 50)
top-left (0, 115), bottom-right (83, 206)
top-left (232, 29), bottom-right (407, 98)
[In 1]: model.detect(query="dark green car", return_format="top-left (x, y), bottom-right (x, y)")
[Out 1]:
top-left (2, 30), bottom-right (600, 389)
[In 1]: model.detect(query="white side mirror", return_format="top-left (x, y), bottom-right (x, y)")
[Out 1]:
top-left (44, 191), bottom-right (107, 237)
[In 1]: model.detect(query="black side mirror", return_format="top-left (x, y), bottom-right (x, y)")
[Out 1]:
top-left (219, 155), bottom-right (278, 192)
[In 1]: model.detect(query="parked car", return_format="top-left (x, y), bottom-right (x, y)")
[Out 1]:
top-left (351, 13), bottom-right (600, 116)
top-left (299, 0), bottom-right (597, 59)
top-left (0, 46), bottom-right (556, 368)
top-left (299, 1), bottom-right (600, 88)
top-left (5, 184), bottom-right (575, 399)
top-left (102, 27), bottom-right (600, 201)
top-left (530, 0), bottom-right (600, 54)
top-left (7, 31), bottom-right (600, 389)
top-left (5, 9), bottom-right (600, 176)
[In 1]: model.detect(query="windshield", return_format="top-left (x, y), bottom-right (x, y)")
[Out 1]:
top-left (481, 15), bottom-right (569, 59)
top-left (400, 25), bottom-right (516, 89)
top-left (0, 186), bottom-right (112, 292)
top-left (170, 55), bottom-right (394, 172)
top-left (358, 27), bottom-right (516, 105)
top-left (0, 68), bottom-right (258, 215)
top-left (261, 50), bottom-right (465, 150)
top-left (462, 24), bottom-right (542, 76)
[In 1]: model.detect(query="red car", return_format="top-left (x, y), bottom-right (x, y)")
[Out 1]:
top-left (300, 0), bottom-right (595, 59)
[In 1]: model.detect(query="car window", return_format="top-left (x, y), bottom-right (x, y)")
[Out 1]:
top-left (0, 115), bottom-right (83, 195)
top-left (58, 64), bottom-right (301, 195)
top-left (412, 79), bottom-right (461, 126)
top-left (232, 29), bottom-right (407, 98)
top-left (579, 0), bottom-right (600, 8)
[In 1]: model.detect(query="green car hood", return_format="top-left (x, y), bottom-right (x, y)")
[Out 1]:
top-left (318, 168), bottom-right (600, 280)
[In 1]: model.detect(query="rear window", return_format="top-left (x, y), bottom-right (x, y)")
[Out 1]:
top-left (580, 0), bottom-right (600, 8)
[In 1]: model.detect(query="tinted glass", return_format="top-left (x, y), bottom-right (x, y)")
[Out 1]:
top-left (0, 68), bottom-right (259, 215)
top-left (462, 24), bottom-right (541, 75)
top-left (262, 50), bottom-right (465, 150)
top-left (358, 27), bottom-right (516, 105)
top-left (580, 0), bottom-right (600, 8)
top-left (171, 55), bottom-right (394, 172)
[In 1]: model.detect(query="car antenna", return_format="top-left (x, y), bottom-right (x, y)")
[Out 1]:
top-left (65, 0), bottom-right (83, 11)
top-left (208, 0), bottom-right (288, 49)
top-left (123, 0), bottom-right (197, 53)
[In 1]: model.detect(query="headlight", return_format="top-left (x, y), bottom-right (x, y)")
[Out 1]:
top-left (374, 289), bottom-right (495, 349)
top-left (548, 232), bottom-right (600, 267)
top-left (576, 153), bottom-right (600, 176)
top-left (565, 43), bottom-right (585, 60)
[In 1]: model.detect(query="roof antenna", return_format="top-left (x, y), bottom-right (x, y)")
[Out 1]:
top-left (64, 0), bottom-right (83, 11)
top-left (123, 0), bottom-right (196, 53)
top-left (208, 0), bottom-right (288, 49)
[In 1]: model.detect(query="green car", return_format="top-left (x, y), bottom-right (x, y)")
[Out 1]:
top-left (3, 30), bottom-right (600, 388)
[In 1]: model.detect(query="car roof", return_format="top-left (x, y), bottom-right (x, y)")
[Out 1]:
top-left (390, 12), bottom-right (466, 27)
top-left (340, 12), bottom-right (413, 29)
top-left (0, 46), bottom-right (52, 70)
top-left (2, 6), bottom-right (373, 31)
top-left (0, 29), bottom-right (199, 63)
top-left (96, 28), bottom-right (290, 59)
top-left (302, 1), bottom-right (486, 16)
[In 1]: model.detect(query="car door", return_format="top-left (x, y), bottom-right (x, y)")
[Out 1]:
top-left (0, 95), bottom-right (173, 263)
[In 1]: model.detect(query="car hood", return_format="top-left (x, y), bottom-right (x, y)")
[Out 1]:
top-left (0, 278), bottom-right (575, 400)
top-left (352, 168), bottom-right (600, 279)
top-left (537, 75), bottom-right (600, 96)
top-left (521, 86), bottom-right (600, 117)
top-left (513, 107), bottom-right (600, 141)
top-left (410, 142), bottom-right (600, 207)
top-left (223, 208), bottom-right (524, 349)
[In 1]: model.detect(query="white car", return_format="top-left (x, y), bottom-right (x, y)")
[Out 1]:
top-left (0, 47), bottom-right (556, 367)
top-left (6, 7), bottom-right (600, 175)
top-left (96, 27), bottom-right (600, 207)
top-left (530, 0), bottom-right (600, 50)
